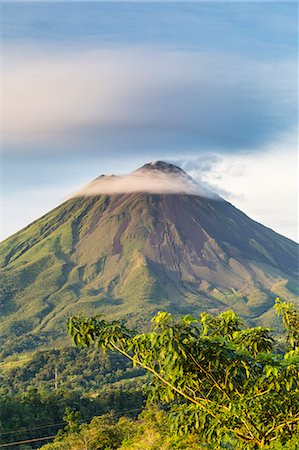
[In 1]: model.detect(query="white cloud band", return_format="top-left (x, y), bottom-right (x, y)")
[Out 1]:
top-left (3, 46), bottom-right (297, 152)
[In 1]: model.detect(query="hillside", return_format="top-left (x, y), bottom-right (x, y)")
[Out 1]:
top-left (1, 161), bottom-right (298, 354)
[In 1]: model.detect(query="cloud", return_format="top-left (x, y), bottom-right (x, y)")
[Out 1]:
top-left (71, 166), bottom-right (216, 198)
top-left (173, 130), bottom-right (298, 242)
top-left (3, 46), bottom-right (297, 154)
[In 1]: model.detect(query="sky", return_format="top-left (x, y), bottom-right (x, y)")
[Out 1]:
top-left (1, 1), bottom-right (298, 241)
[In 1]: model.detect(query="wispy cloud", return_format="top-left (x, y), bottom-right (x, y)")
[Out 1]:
top-left (71, 167), bottom-right (216, 198)
top-left (173, 130), bottom-right (298, 242)
top-left (3, 46), bottom-right (297, 154)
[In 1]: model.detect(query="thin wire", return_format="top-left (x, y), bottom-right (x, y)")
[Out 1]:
top-left (0, 406), bottom-right (143, 437)
top-left (0, 435), bottom-right (56, 447)
top-left (0, 421), bottom-right (66, 436)
top-left (0, 406), bottom-right (143, 447)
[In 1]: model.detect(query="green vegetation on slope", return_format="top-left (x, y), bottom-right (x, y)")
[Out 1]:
top-left (41, 407), bottom-right (299, 450)
top-left (67, 299), bottom-right (299, 449)
top-left (41, 407), bottom-right (205, 450)
top-left (1, 299), bottom-right (298, 449)
top-left (1, 191), bottom-right (298, 356)
top-left (0, 348), bottom-right (144, 448)
top-left (0, 195), bottom-right (169, 355)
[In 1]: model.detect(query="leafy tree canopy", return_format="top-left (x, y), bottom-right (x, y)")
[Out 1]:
top-left (68, 298), bottom-right (299, 448)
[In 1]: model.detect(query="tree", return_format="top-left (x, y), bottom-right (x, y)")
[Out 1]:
top-left (275, 297), bottom-right (299, 350)
top-left (68, 301), bottom-right (299, 449)
top-left (63, 407), bottom-right (81, 433)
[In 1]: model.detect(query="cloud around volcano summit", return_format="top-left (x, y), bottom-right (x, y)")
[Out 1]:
top-left (71, 163), bottom-right (217, 198)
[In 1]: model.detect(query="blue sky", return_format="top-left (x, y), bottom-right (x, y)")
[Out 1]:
top-left (1, 1), bottom-right (298, 240)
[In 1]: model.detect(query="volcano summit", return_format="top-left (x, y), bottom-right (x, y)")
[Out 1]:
top-left (1, 162), bottom-right (298, 353)
top-left (72, 160), bottom-right (213, 197)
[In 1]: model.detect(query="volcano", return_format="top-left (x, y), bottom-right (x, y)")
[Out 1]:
top-left (1, 161), bottom-right (298, 353)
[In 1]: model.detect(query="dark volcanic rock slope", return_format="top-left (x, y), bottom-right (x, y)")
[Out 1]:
top-left (1, 162), bottom-right (298, 353)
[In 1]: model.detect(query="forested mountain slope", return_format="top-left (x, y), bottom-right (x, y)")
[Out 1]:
top-left (1, 162), bottom-right (298, 354)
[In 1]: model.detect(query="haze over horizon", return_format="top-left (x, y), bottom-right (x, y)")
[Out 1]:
top-left (1, 1), bottom-right (298, 242)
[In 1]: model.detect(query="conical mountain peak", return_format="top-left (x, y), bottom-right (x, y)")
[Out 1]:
top-left (73, 160), bottom-right (209, 197)
top-left (1, 159), bottom-right (298, 354)
top-left (137, 161), bottom-right (186, 176)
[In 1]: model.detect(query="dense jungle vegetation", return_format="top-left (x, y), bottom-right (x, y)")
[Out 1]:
top-left (64, 298), bottom-right (299, 449)
top-left (0, 349), bottom-right (144, 448)
top-left (1, 298), bottom-right (298, 449)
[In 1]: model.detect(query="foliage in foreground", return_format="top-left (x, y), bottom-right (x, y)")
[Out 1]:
top-left (68, 298), bottom-right (299, 449)
top-left (40, 407), bottom-right (208, 450)
top-left (41, 407), bottom-right (299, 450)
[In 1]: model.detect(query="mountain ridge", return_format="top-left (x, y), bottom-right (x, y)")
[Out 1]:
top-left (1, 162), bottom-right (298, 355)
